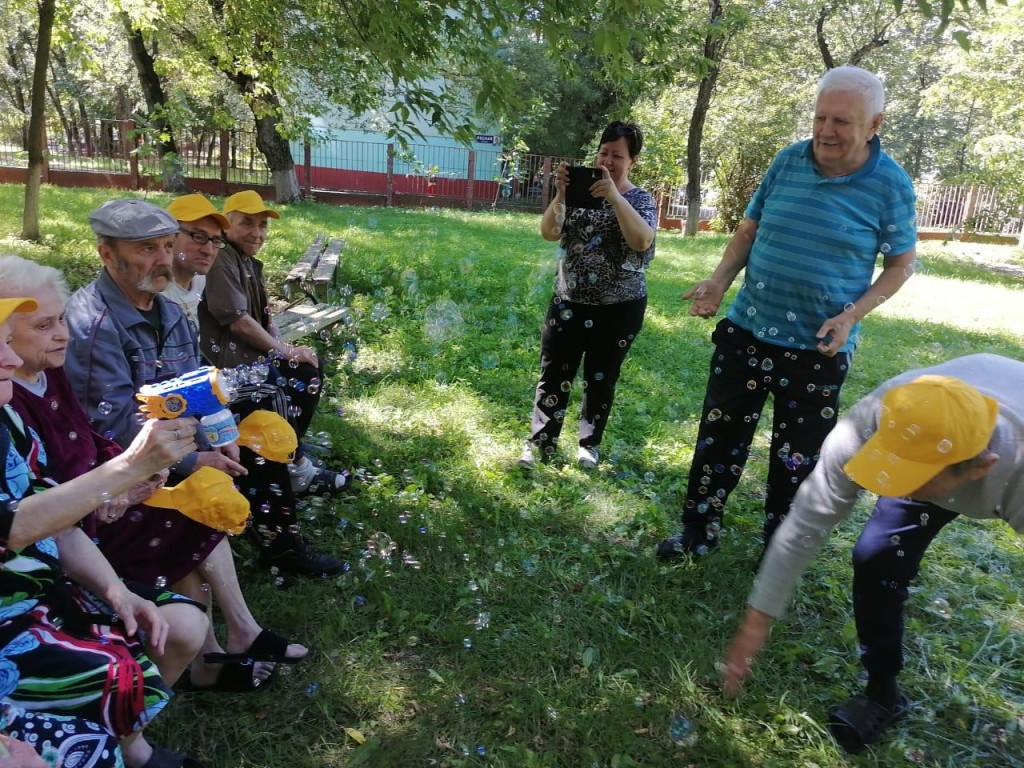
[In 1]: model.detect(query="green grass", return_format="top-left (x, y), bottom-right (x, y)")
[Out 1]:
top-left (2, 184), bottom-right (1023, 768)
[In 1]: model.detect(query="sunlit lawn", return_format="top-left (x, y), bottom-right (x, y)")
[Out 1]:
top-left (1, 184), bottom-right (1023, 768)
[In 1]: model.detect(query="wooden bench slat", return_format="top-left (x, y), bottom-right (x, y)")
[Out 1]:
top-left (312, 238), bottom-right (344, 287)
top-left (274, 235), bottom-right (348, 342)
top-left (276, 304), bottom-right (351, 343)
top-left (284, 234), bottom-right (327, 285)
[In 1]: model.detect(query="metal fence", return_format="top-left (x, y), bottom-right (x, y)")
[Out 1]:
top-left (915, 181), bottom-right (1023, 236)
top-left (2, 112), bottom-right (1021, 235)
top-left (0, 115), bottom-right (272, 186)
top-left (664, 173), bottom-right (718, 220)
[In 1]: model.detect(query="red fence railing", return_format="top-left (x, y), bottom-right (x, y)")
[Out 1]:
top-left (1, 113), bottom-right (1021, 235)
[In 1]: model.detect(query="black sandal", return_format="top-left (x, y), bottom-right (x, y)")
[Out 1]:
top-left (177, 661), bottom-right (266, 693)
top-left (202, 628), bottom-right (306, 665)
top-left (828, 693), bottom-right (910, 753)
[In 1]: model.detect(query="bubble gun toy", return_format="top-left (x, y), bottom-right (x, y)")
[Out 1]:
top-left (136, 366), bottom-right (239, 446)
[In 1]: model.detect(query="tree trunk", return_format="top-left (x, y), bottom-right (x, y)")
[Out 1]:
top-left (955, 98), bottom-right (976, 176)
top-left (684, 0), bottom-right (729, 237)
top-left (23, 0), bottom-right (56, 241)
top-left (226, 71), bottom-right (301, 202)
top-left (78, 98), bottom-right (94, 156)
top-left (255, 112), bottom-right (301, 202)
top-left (46, 76), bottom-right (73, 153)
top-left (123, 17), bottom-right (188, 192)
top-left (4, 43), bottom-right (30, 149)
top-left (816, 6), bottom-right (836, 70)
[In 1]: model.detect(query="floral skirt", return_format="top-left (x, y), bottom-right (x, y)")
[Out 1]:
top-left (1, 582), bottom-right (201, 740)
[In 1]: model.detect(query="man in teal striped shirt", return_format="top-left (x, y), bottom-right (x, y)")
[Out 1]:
top-left (659, 66), bottom-right (917, 560)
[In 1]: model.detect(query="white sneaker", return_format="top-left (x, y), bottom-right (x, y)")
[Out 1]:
top-left (577, 445), bottom-right (599, 469)
top-left (517, 442), bottom-right (538, 469)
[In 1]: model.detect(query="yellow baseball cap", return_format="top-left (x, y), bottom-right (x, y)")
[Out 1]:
top-left (223, 190), bottom-right (280, 219)
top-left (0, 297), bottom-right (39, 324)
top-left (844, 375), bottom-right (999, 496)
top-left (166, 194), bottom-right (230, 230)
top-left (146, 466), bottom-right (250, 535)
top-left (236, 411), bottom-right (297, 463)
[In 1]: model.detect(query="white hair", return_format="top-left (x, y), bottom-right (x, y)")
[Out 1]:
top-left (0, 254), bottom-right (70, 303)
top-left (817, 66), bottom-right (885, 117)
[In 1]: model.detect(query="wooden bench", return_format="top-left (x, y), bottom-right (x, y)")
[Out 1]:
top-left (274, 235), bottom-right (350, 343)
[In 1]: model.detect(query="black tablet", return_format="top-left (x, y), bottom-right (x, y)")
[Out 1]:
top-left (565, 166), bottom-right (604, 209)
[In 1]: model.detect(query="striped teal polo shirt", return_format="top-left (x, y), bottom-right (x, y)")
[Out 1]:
top-left (727, 136), bottom-right (917, 352)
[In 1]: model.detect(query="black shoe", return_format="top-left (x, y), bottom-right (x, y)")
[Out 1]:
top-left (259, 538), bottom-right (344, 578)
top-left (656, 527), bottom-right (718, 561)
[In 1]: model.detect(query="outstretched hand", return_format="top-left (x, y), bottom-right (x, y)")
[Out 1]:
top-left (123, 418), bottom-right (198, 476)
top-left (683, 280), bottom-right (726, 318)
top-left (722, 607), bottom-right (773, 696)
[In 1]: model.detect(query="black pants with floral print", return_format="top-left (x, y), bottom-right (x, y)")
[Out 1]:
top-left (852, 496), bottom-right (957, 681)
top-left (529, 296), bottom-right (646, 455)
top-left (681, 318), bottom-right (851, 545)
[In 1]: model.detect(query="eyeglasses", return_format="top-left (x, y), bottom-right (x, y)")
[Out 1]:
top-left (180, 228), bottom-right (226, 249)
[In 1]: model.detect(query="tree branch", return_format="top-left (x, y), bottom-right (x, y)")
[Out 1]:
top-left (816, 6), bottom-right (836, 70)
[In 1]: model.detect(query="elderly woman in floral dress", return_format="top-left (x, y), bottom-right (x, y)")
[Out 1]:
top-left (0, 256), bottom-right (307, 694)
top-left (0, 295), bottom-right (207, 768)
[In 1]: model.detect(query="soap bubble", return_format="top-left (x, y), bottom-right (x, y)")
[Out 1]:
top-left (423, 300), bottom-right (466, 343)
top-left (668, 713), bottom-right (698, 747)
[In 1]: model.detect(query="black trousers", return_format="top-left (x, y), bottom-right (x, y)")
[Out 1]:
top-left (681, 318), bottom-right (851, 543)
top-left (267, 358), bottom-right (325, 462)
top-left (229, 383), bottom-right (304, 554)
top-left (852, 496), bottom-right (958, 680)
top-left (528, 296), bottom-right (646, 453)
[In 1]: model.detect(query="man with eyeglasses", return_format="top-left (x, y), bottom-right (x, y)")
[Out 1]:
top-left (163, 193), bottom-right (230, 330)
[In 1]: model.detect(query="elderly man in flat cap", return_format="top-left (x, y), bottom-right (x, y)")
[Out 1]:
top-left (199, 190), bottom-right (349, 497)
top-left (65, 198), bottom-right (343, 579)
top-left (721, 353), bottom-right (1024, 754)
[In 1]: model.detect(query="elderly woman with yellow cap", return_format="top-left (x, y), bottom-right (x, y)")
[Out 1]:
top-left (0, 254), bottom-right (308, 694)
top-left (0, 294), bottom-right (208, 768)
top-left (722, 353), bottom-right (1022, 754)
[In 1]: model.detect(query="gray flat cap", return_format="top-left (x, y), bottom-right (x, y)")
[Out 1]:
top-left (89, 199), bottom-right (179, 241)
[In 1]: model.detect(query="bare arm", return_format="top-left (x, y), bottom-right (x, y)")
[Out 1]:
top-left (683, 217), bottom-right (759, 317)
top-left (6, 419), bottom-right (196, 550)
top-left (815, 247), bottom-right (916, 356)
top-left (607, 193), bottom-right (655, 252)
top-left (56, 527), bottom-right (168, 654)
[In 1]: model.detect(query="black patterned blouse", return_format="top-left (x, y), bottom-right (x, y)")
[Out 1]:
top-left (554, 187), bottom-right (657, 305)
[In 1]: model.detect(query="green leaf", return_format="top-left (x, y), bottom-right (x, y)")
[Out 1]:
top-left (346, 736), bottom-right (382, 767)
top-left (581, 646), bottom-right (598, 668)
top-left (952, 29), bottom-right (972, 50)
top-left (915, 0), bottom-right (934, 16)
